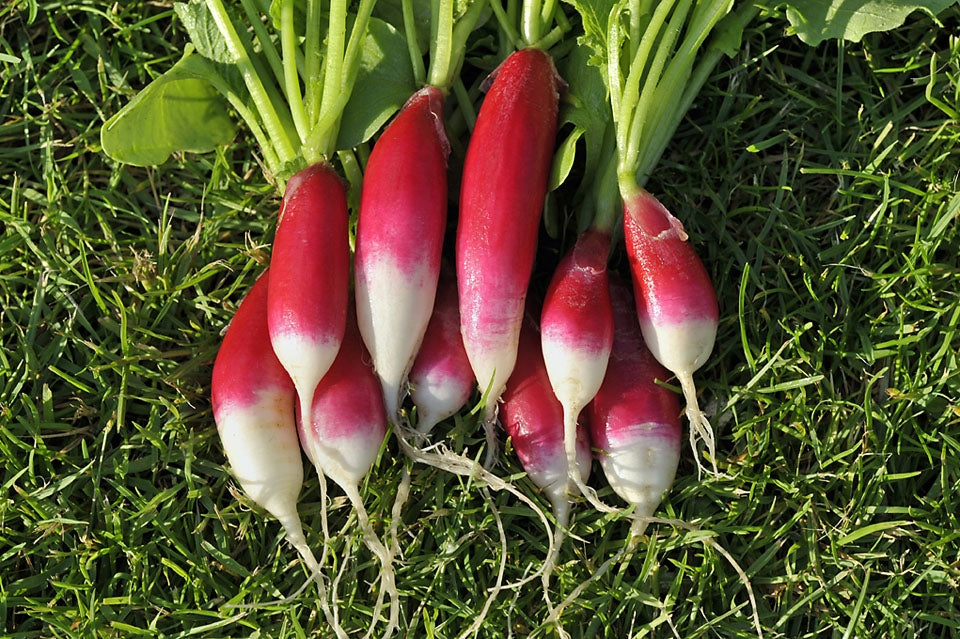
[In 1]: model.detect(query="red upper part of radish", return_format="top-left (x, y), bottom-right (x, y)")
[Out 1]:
top-left (298, 305), bottom-right (387, 490)
top-left (456, 47), bottom-right (562, 419)
top-left (213, 270), bottom-right (295, 413)
top-left (355, 86), bottom-right (450, 421)
top-left (540, 229), bottom-right (614, 409)
top-left (585, 277), bottom-right (681, 516)
top-left (622, 187), bottom-right (717, 375)
top-left (502, 314), bottom-right (591, 505)
top-left (409, 268), bottom-right (474, 434)
top-left (268, 163), bottom-right (350, 412)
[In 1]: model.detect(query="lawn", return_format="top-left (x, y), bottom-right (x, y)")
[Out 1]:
top-left (1, 1), bottom-right (959, 637)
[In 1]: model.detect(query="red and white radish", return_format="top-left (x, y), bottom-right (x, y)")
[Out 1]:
top-left (408, 268), bottom-right (474, 435)
top-left (457, 47), bottom-right (561, 464)
top-left (501, 313), bottom-right (590, 587)
top-left (268, 163), bottom-right (350, 439)
top-left (298, 304), bottom-right (398, 638)
top-left (585, 276), bottom-right (681, 535)
top-left (540, 228), bottom-right (615, 510)
top-left (621, 183), bottom-right (717, 475)
top-left (211, 270), bottom-right (341, 628)
top-left (354, 86), bottom-right (450, 422)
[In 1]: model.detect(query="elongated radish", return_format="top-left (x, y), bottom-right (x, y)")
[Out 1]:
top-left (540, 228), bottom-right (615, 511)
top-left (585, 277), bottom-right (681, 536)
top-left (268, 163), bottom-right (350, 438)
top-left (298, 305), bottom-right (398, 638)
top-left (211, 270), bottom-right (339, 626)
top-left (409, 268), bottom-right (474, 434)
top-left (355, 86), bottom-right (450, 422)
top-left (621, 183), bottom-right (717, 475)
top-left (501, 314), bottom-right (590, 589)
top-left (457, 47), bottom-right (561, 464)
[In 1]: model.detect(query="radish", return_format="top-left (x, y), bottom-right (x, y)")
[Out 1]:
top-left (268, 163), bottom-right (350, 442)
top-left (353, 0), bottom-right (484, 425)
top-left (211, 270), bottom-right (341, 629)
top-left (539, 228), bottom-right (616, 510)
top-left (621, 183), bottom-right (718, 475)
top-left (457, 47), bottom-right (561, 465)
top-left (354, 86), bottom-right (450, 422)
top-left (408, 268), bottom-right (474, 435)
top-left (298, 304), bottom-right (398, 638)
top-left (501, 313), bottom-right (590, 594)
top-left (585, 276), bottom-right (681, 536)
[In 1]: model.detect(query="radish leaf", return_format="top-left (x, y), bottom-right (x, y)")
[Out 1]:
top-left (783, 0), bottom-right (957, 45)
top-left (100, 50), bottom-right (237, 166)
top-left (336, 17), bottom-right (417, 150)
top-left (560, 41), bottom-right (610, 188)
top-left (548, 126), bottom-right (584, 191)
top-left (175, 1), bottom-right (234, 64)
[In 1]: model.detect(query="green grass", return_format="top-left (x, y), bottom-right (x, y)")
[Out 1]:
top-left (2, 2), bottom-right (959, 637)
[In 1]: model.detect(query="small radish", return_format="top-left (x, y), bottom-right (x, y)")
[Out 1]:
top-left (355, 86), bottom-right (450, 422)
top-left (211, 270), bottom-right (341, 628)
top-left (621, 182), bottom-right (717, 475)
top-left (585, 276), bottom-right (682, 536)
top-left (540, 228), bottom-right (615, 511)
top-left (298, 304), bottom-right (398, 638)
top-left (268, 163), bottom-right (350, 440)
top-left (501, 313), bottom-right (591, 590)
top-left (457, 47), bottom-right (561, 464)
top-left (408, 268), bottom-right (474, 435)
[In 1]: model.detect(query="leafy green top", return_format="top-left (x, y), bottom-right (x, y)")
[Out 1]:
top-left (101, 0), bottom-right (416, 186)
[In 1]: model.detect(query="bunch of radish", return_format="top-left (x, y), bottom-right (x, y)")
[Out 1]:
top-left (206, 0), bottom-right (724, 606)
top-left (103, 0), bottom-right (751, 632)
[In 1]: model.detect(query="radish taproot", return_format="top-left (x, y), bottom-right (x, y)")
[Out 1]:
top-left (211, 270), bottom-right (340, 626)
top-left (354, 86), bottom-right (450, 422)
top-left (501, 313), bottom-right (590, 594)
top-left (409, 268), bottom-right (474, 435)
top-left (298, 304), bottom-right (398, 638)
top-left (268, 163), bottom-right (350, 441)
top-left (540, 228), bottom-right (616, 511)
top-left (457, 47), bottom-right (561, 465)
top-left (585, 277), bottom-right (681, 536)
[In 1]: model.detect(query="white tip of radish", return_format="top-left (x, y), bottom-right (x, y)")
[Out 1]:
top-left (541, 340), bottom-right (610, 417)
top-left (411, 378), bottom-right (470, 434)
top-left (270, 333), bottom-right (341, 418)
top-left (597, 425), bottom-right (680, 518)
top-left (217, 392), bottom-right (305, 518)
top-left (355, 262), bottom-right (436, 422)
top-left (639, 317), bottom-right (716, 378)
top-left (300, 431), bottom-right (384, 491)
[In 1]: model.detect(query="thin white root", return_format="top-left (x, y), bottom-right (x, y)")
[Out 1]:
top-left (548, 542), bottom-right (632, 626)
top-left (395, 428), bottom-right (555, 589)
top-left (563, 410), bottom-right (618, 514)
top-left (455, 487), bottom-right (507, 639)
top-left (540, 497), bottom-right (571, 639)
top-left (591, 515), bottom-right (765, 639)
top-left (317, 470), bottom-right (332, 578)
top-left (224, 515), bottom-right (349, 639)
top-left (701, 536), bottom-right (763, 639)
top-left (677, 372), bottom-right (718, 478)
top-left (343, 484), bottom-right (400, 639)
top-left (547, 516), bottom-right (762, 639)
top-left (391, 465), bottom-right (412, 562)
top-left (481, 403), bottom-right (500, 469)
